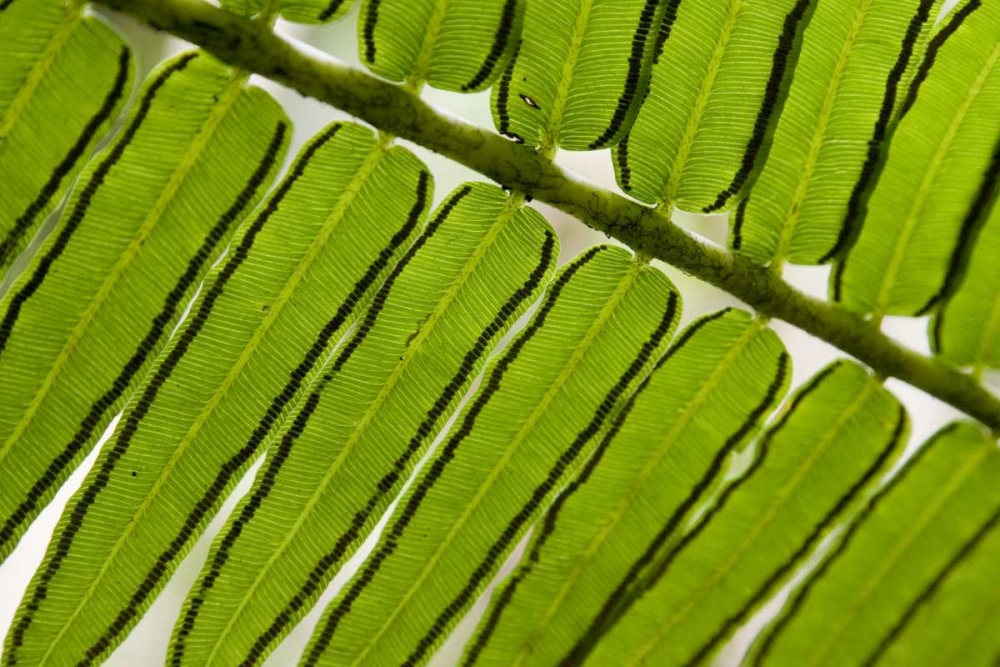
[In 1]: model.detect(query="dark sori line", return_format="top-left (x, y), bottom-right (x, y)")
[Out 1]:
top-left (174, 185), bottom-right (477, 666)
top-left (818, 0), bottom-right (936, 265)
top-left (863, 501), bottom-right (1000, 666)
top-left (561, 351), bottom-right (791, 666)
top-left (0, 54), bottom-right (201, 555)
top-left (916, 134), bottom-right (1000, 316)
top-left (302, 246), bottom-right (609, 667)
top-left (464, 296), bottom-right (705, 667)
top-left (362, 0), bottom-right (382, 64)
top-left (588, 0), bottom-right (661, 150)
top-left (495, 39), bottom-right (522, 140)
top-left (680, 403), bottom-right (908, 667)
top-left (0, 48), bottom-right (131, 268)
top-left (730, 191), bottom-right (751, 250)
top-left (14, 141), bottom-right (426, 667)
top-left (317, 0), bottom-right (347, 21)
top-left (0, 53), bottom-right (196, 359)
top-left (2, 115), bottom-right (289, 663)
top-left (704, 0), bottom-right (813, 214)
top-left (460, 0), bottom-right (519, 91)
top-left (396, 271), bottom-right (678, 667)
top-left (748, 423), bottom-right (956, 667)
top-left (246, 225), bottom-right (556, 667)
top-left (0, 0), bottom-right (13, 11)
top-left (616, 134), bottom-right (633, 192)
top-left (898, 0), bottom-right (982, 118)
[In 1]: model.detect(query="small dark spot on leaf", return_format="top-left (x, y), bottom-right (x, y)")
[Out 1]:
top-left (519, 94), bottom-right (540, 110)
top-left (131, 471), bottom-right (137, 477)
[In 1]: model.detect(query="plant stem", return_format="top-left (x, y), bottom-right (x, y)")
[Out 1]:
top-left (96, 0), bottom-right (1000, 433)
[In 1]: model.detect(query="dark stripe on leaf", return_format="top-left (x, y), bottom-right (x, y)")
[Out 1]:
top-left (0, 48), bottom-right (131, 268)
top-left (362, 0), bottom-right (381, 64)
top-left (899, 0), bottom-right (982, 118)
top-left (0, 0), bottom-right (13, 11)
top-left (461, 0), bottom-right (519, 92)
top-left (749, 423), bottom-right (953, 666)
top-left (318, 0), bottom-right (347, 21)
top-left (730, 195), bottom-right (750, 250)
top-left (864, 501), bottom-right (1000, 666)
top-left (0, 53), bottom-right (197, 359)
top-left (681, 403), bottom-right (907, 667)
top-left (616, 135), bottom-right (632, 192)
top-left (819, 0), bottom-right (936, 264)
top-left (302, 247), bottom-right (608, 666)
top-left (562, 351), bottom-right (790, 665)
top-left (2, 117), bottom-right (288, 665)
top-left (916, 134), bottom-right (1000, 316)
top-left (259, 225), bottom-right (554, 667)
top-left (495, 39), bottom-right (521, 139)
top-left (654, 0), bottom-right (683, 63)
top-left (399, 276), bottom-right (677, 667)
top-left (61, 147), bottom-right (423, 667)
top-left (588, 0), bottom-right (661, 150)
top-left (704, 0), bottom-right (812, 213)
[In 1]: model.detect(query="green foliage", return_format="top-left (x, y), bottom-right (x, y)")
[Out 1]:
top-left (2, 0), bottom-right (1000, 665)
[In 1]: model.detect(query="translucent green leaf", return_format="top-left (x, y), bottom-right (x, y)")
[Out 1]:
top-left (0, 0), bottom-right (134, 273)
top-left (463, 308), bottom-right (790, 667)
top-left (0, 52), bottom-right (288, 565)
top-left (168, 183), bottom-right (556, 666)
top-left (222, 0), bottom-right (355, 24)
top-left (878, 494), bottom-right (1000, 666)
top-left (302, 248), bottom-right (681, 667)
top-left (359, 0), bottom-right (523, 92)
top-left (749, 421), bottom-right (1000, 666)
top-left (932, 195), bottom-right (1000, 369)
top-left (491, 0), bottom-right (665, 151)
top-left (835, 0), bottom-right (1000, 316)
top-left (615, 0), bottom-right (809, 212)
top-left (1, 121), bottom-right (429, 667)
top-left (731, 0), bottom-right (941, 266)
top-left (581, 361), bottom-right (907, 667)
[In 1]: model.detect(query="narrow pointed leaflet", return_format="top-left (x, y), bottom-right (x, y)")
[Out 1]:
top-left (616, 0), bottom-right (810, 212)
top-left (0, 53), bottom-right (288, 565)
top-left (750, 421), bottom-right (1000, 666)
top-left (303, 246), bottom-right (681, 667)
top-left (731, 0), bottom-right (941, 266)
top-left (3, 121), bottom-right (426, 667)
top-left (582, 361), bottom-right (907, 667)
top-left (464, 308), bottom-right (790, 667)
top-left (360, 0), bottom-right (523, 92)
top-left (0, 0), bottom-right (134, 275)
top-left (932, 191), bottom-right (1000, 370)
top-left (169, 182), bottom-right (556, 667)
top-left (836, 0), bottom-right (1000, 317)
top-left (491, 0), bottom-right (666, 150)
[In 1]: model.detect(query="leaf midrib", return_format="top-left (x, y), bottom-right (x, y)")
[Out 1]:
top-left (514, 319), bottom-right (762, 667)
top-left (34, 139), bottom-right (389, 665)
top-left (626, 377), bottom-right (879, 665)
top-left (202, 192), bottom-right (523, 665)
top-left (540, 0), bottom-right (596, 154)
top-left (0, 69), bottom-right (246, 471)
top-left (350, 259), bottom-right (642, 667)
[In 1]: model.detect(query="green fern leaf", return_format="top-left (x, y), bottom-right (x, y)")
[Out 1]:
top-left (616, 0), bottom-right (810, 212)
top-left (0, 0), bottom-right (134, 273)
top-left (0, 52), bottom-right (288, 566)
top-left (749, 421), bottom-right (1000, 666)
top-left (731, 0), bottom-right (941, 266)
top-left (168, 182), bottom-right (556, 666)
top-left (301, 248), bottom-right (680, 666)
top-left (835, 0), bottom-right (1000, 317)
top-left (222, 0), bottom-right (355, 24)
top-left (581, 361), bottom-right (907, 667)
top-left (0, 121), bottom-right (428, 667)
top-left (462, 308), bottom-right (790, 667)
top-left (359, 0), bottom-right (523, 92)
top-left (490, 0), bottom-right (665, 150)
